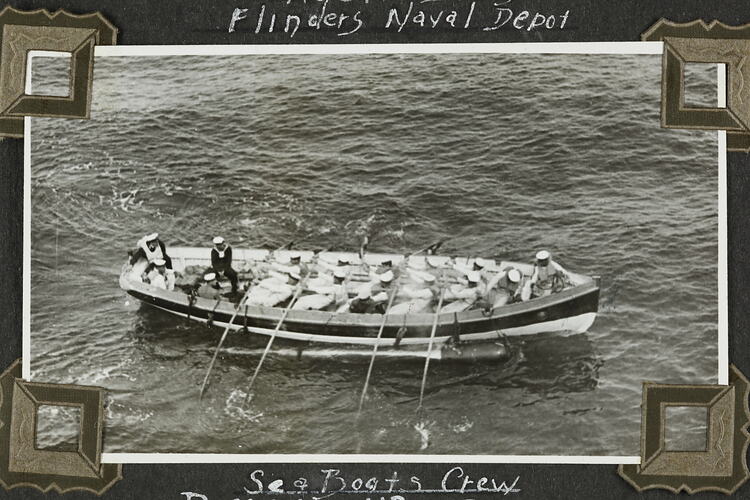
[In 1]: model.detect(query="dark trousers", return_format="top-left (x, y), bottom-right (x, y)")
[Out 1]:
top-left (214, 266), bottom-right (239, 291)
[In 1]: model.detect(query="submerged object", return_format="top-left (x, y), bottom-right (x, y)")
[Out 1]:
top-left (120, 247), bottom-right (599, 356)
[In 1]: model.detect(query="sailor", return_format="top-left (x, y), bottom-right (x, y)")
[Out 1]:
top-left (370, 270), bottom-right (396, 313)
top-left (130, 232), bottom-right (172, 271)
top-left (530, 250), bottom-right (567, 297)
top-left (210, 236), bottom-right (239, 293)
top-left (289, 251), bottom-right (311, 277)
top-left (246, 270), bottom-right (299, 307)
top-left (294, 267), bottom-right (349, 311)
top-left (143, 258), bottom-right (175, 291)
top-left (271, 253), bottom-right (301, 277)
top-left (349, 288), bottom-right (376, 314)
top-left (196, 272), bottom-right (223, 300)
top-left (484, 267), bottom-right (525, 308)
top-left (389, 271), bottom-right (435, 315)
top-left (442, 271), bottom-right (482, 313)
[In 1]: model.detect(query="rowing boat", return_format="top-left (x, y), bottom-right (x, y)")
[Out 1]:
top-left (119, 247), bottom-right (600, 351)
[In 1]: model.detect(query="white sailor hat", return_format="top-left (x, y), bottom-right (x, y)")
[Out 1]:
top-left (337, 255), bottom-right (351, 265)
top-left (289, 251), bottom-right (301, 261)
top-left (213, 236), bottom-right (225, 245)
top-left (357, 288), bottom-right (371, 300)
top-left (422, 273), bottom-right (436, 283)
top-left (333, 268), bottom-right (347, 279)
top-left (145, 232), bottom-right (159, 242)
top-left (467, 271), bottom-right (481, 283)
top-left (379, 270), bottom-right (394, 283)
top-left (153, 258), bottom-right (166, 266)
top-left (536, 250), bottom-right (551, 261)
top-left (508, 268), bottom-right (522, 283)
top-left (204, 272), bottom-right (216, 281)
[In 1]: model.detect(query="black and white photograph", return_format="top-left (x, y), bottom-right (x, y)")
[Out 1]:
top-left (27, 48), bottom-right (721, 457)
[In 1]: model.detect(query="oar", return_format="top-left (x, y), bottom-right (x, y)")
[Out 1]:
top-left (240, 247), bottom-right (329, 407)
top-left (356, 276), bottom-right (402, 417)
top-left (241, 267), bottom-right (314, 408)
top-left (417, 273), bottom-right (447, 415)
top-left (198, 292), bottom-right (250, 400)
top-left (198, 238), bottom-right (298, 400)
top-left (357, 241), bottom-right (446, 415)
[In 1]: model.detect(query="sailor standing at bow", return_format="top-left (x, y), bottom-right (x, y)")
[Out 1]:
top-left (130, 232), bottom-right (173, 272)
top-left (210, 236), bottom-right (239, 293)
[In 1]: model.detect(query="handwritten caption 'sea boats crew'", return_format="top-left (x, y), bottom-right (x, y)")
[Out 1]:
top-left (181, 467), bottom-right (521, 499)
top-left (229, 0), bottom-right (570, 38)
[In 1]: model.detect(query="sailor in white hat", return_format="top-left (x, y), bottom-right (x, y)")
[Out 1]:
top-left (210, 236), bottom-right (239, 293)
top-left (141, 257), bottom-right (173, 291)
top-left (367, 269), bottom-right (396, 309)
top-left (530, 249), bottom-right (567, 297)
top-left (130, 232), bottom-right (172, 270)
top-left (349, 287), bottom-right (375, 313)
top-left (484, 266), bottom-right (527, 308)
top-left (441, 270), bottom-right (483, 314)
top-left (196, 271), bottom-right (223, 299)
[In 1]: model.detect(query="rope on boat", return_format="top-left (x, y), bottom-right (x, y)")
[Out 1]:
top-left (417, 275), bottom-right (446, 415)
top-left (241, 268), bottom-right (313, 408)
top-left (357, 277), bottom-right (402, 417)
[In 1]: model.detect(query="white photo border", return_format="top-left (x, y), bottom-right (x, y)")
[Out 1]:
top-left (22, 42), bottom-right (728, 465)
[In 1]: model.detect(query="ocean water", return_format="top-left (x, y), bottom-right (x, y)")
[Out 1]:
top-left (29, 53), bottom-right (718, 455)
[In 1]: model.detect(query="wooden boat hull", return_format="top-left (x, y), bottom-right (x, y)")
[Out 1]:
top-left (123, 275), bottom-right (599, 347)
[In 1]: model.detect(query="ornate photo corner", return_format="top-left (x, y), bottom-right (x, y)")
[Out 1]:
top-left (616, 18), bottom-right (750, 494)
top-left (618, 365), bottom-right (750, 494)
top-left (643, 18), bottom-right (750, 152)
top-left (0, 6), bottom-right (121, 494)
top-left (0, 359), bottom-right (122, 494)
top-left (0, 6), bottom-right (117, 138)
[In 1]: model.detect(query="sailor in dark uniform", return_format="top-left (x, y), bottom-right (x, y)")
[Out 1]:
top-left (210, 236), bottom-right (239, 293)
top-left (349, 288), bottom-right (376, 313)
top-left (129, 232), bottom-right (173, 271)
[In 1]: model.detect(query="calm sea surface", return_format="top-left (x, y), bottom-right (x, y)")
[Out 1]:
top-left (29, 53), bottom-right (718, 455)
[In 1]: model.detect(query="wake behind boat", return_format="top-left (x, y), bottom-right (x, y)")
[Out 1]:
top-left (119, 241), bottom-right (600, 354)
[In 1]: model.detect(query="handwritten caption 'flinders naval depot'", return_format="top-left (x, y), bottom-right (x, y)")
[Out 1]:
top-left (229, 0), bottom-right (571, 38)
top-left (180, 467), bottom-right (521, 499)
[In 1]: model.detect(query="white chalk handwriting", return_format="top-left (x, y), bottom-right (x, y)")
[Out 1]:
top-left (180, 466), bottom-right (521, 499)
top-left (228, 0), bottom-right (571, 37)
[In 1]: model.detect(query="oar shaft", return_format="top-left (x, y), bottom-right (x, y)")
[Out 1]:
top-left (417, 284), bottom-right (446, 412)
top-left (198, 239), bottom-right (308, 400)
top-left (198, 294), bottom-right (249, 399)
top-left (242, 270), bottom-right (313, 406)
top-left (357, 280), bottom-right (401, 416)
